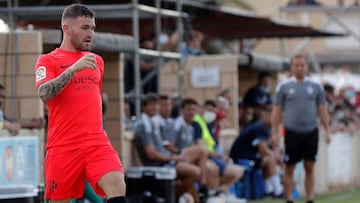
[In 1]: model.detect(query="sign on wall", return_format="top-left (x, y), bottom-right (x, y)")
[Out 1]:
top-left (191, 66), bottom-right (220, 88)
top-left (0, 136), bottom-right (39, 199)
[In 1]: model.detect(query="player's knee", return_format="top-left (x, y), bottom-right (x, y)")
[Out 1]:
top-left (303, 162), bottom-right (315, 174)
top-left (199, 147), bottom-right (208, 157)
top-left (233, 165), bottom-right (244, 179)
top-left (192, 166), bottom-right (202, 179)
top-left (99, 171), bottom-right (126, 195)
top-left (226, 165), bottom-right (244, 180)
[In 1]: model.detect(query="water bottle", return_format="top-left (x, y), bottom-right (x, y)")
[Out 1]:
top-left (0, 110), bottom-right (3, 129)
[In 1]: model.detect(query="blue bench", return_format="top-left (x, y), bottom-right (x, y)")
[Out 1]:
top-left (232, 159), bottom-right (265, 200)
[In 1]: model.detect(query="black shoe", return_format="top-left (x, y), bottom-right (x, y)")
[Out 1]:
top-left (198, 185), bottom-right (208, 202)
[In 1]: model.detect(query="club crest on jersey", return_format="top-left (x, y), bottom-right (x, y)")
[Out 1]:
top-left (36, 66), bottom-right (46, 82)
top-left (289, 88), bottom-right (295, 94)
top-left (307, 86), bottom-right (314, 95)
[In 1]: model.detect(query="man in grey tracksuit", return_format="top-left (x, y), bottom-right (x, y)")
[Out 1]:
top-left (271, 54), bottom-right (331, 203)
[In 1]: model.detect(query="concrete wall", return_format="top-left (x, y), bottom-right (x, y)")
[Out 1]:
top-left (100, 52), bottom-right (125, 157)
top-left (0, 31), bottom-right (44, 121)
top-left (313, 130), bottom-right (360, 194)
top-left (160, 55), bottom-right (239, 129)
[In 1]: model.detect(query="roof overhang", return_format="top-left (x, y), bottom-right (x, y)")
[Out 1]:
top-left (169, 0), bottom-right (347, 38)
top-left (0, 1), bottom-right (347, 39)
top-left (316, 53), bottom-right (360, 65)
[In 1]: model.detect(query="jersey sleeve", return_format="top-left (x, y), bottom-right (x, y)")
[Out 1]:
top-left (252, 127), bottom-right (269, 147)
top-left (135, 123), bottom-right (155, 147)
top-left (316, 83), bottom-right (326, 105)
top-left (274, 82), bottom-right (285, 107)
top-left (35, 55), bottom-right (56, 89)
top-left (96, 54), bottom-right (105, 91)
top-left (266, 92), bottom-right (273, 105)
top-left (191, 122), bottom-right (202, 141)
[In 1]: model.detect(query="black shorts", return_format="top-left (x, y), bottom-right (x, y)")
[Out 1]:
top-left (284, 128), bottom-right (319, 164)
top-left (209, 157), bottom-right (228, 176)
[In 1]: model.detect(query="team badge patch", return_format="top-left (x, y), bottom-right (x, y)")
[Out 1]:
top-left (307, 86), bottom-right (314, 95)
top-left (36, 66), bottom-right (46, 82)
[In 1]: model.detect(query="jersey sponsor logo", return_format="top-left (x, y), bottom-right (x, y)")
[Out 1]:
top-left (283, 154), bottom-right (289, 162)
top-left (70, 75), bottom-right (100, 90)
top-left (70, 75), bottom-right (100, 85)
top-left (251, 138), bottom-right (260, 147)
top-left (36, 66), bottom-right (46, 82)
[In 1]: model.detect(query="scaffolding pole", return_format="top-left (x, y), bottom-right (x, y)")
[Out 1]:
top-left (132, 0), bottom-right (142, 117)
top-left (177, 0), bottom-right (184, 99)
top-left (155, 0), bottom-right (163, 94)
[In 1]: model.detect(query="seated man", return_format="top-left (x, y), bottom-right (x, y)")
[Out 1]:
top-left (230, 106), bottom-right (283, 197)
top-left (134, 93), bottom-right (200, 200)
top-left (192, 100), bottom-right (244, 196)
top-left (153, 96), bottom-right (221, 200)
top-left (170, 98), bottom-right (220, 190)
top-left (153, 96), bottom-right (209, 172)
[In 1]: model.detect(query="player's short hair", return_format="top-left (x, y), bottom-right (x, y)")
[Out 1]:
top-left (290, 53), bottom-right (306, 66)
top-left (258, 71), bottom-right (271, 82)
top-left (204, 100), bottom-right (216, 108)
top-left (142, 93), bottom-right (159, 107)
top-left (61, 3), bottom-right (95, 23)
top-left (0, 83), bottom-right (4, 90)
top-left (159, 94), bottom-right (169, 101)
top-left (180, 98), bottom-right (198, 109)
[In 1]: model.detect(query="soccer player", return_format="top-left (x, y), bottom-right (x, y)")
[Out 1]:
top-left (35, 4), bottom-right (126, 203)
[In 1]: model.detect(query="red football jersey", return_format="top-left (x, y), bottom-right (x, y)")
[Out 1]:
top-left (35, 48), bottom-right (109, 154)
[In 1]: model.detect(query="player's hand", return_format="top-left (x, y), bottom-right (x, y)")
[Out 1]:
top-left (9, 122), bottom-right (21, 135)
top-left (325, 131), bottom-right (332, 144)
top-left (172, 154), bottom-right (186, 162)
top-left (71, 54), bottom-right (97, 72)
top-left (31, 118), bottom-right (44, 128)
top-left (270, 134), bottom-right (280, 147)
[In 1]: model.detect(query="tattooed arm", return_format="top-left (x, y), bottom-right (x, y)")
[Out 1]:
top-left (37, 68), bottom-right (76, 102)
top-left (37, 53), bottom-right (97, 102)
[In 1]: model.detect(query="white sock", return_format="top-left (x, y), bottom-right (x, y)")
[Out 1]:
top-left (265, 178), bottom-right (274, 194)
top-left (270, 175), bottom-right (283, 195)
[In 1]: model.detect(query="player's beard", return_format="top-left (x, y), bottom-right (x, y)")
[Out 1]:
top-left (71, 37), bottom-right (92, 51)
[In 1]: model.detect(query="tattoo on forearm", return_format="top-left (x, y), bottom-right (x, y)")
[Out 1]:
top-left (38, 69), bottom-right (75, 102)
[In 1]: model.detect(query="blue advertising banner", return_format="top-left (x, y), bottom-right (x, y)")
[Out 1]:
top-left (0, 136), bottom-right (39, 199)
